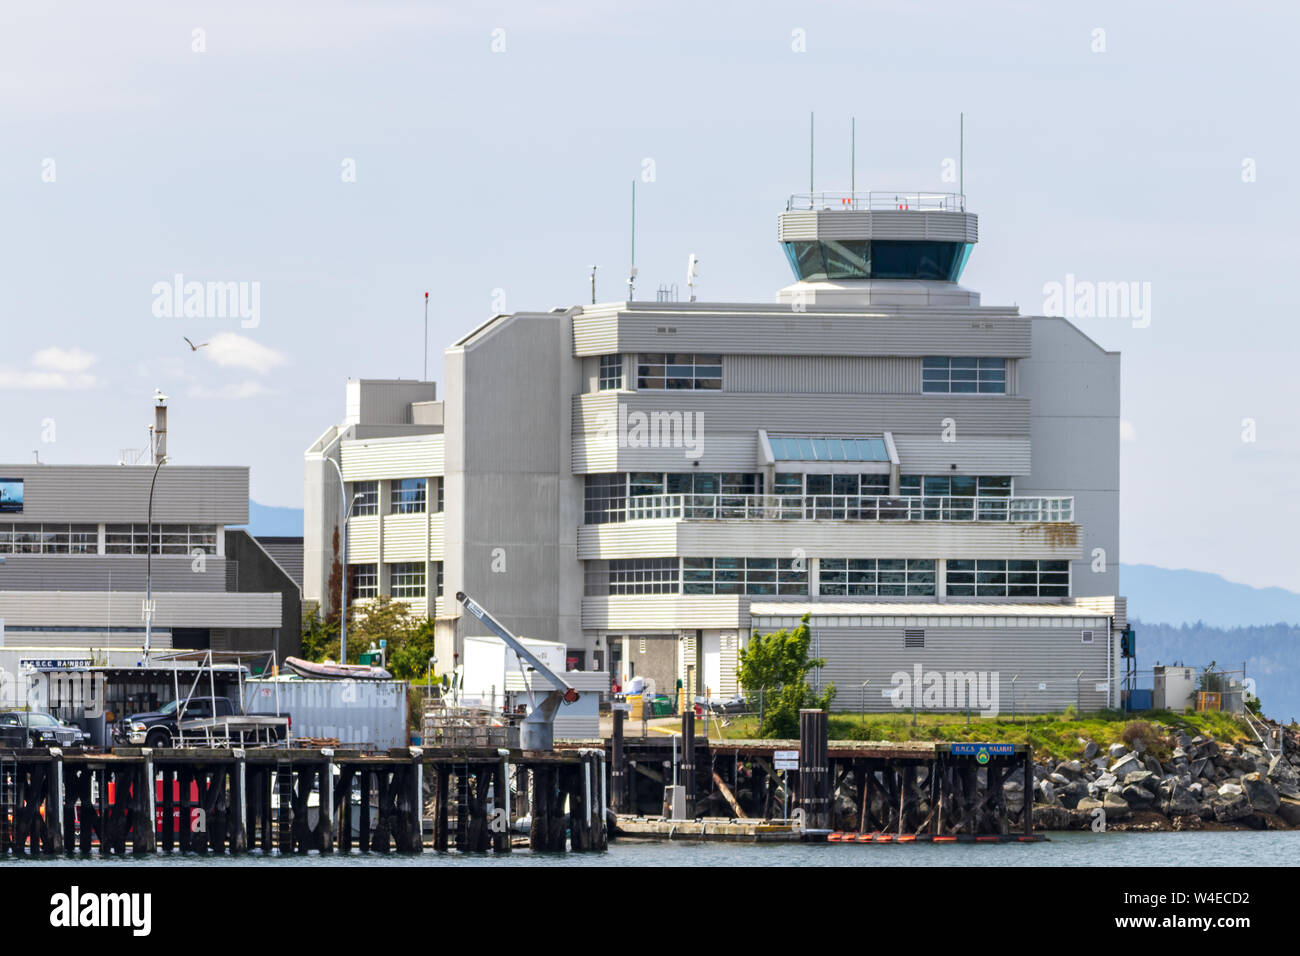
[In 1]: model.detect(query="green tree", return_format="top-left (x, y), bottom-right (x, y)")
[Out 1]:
top-left (387, 616), bottom-right (438, 681)
top-left (737, 613), bottom-right (836, 737)
top-left (299, 601), bottom-right (338, 662)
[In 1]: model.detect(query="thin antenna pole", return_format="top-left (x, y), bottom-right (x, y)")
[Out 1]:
top-left (809, 111), bottom-right (815, 196)
top-left (960, 112), bottom-right (964, 202)
top-left (422, 291), bottom-right (429, 380)
top-left (851, 116), bottom-right (855, 198)
top-left (629, 179), bottom-right (636, 301)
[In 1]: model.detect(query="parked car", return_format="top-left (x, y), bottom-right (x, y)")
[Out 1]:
top-left (114, 696), bottom-right (290, 747)
top-left (0, 711), bottom-right (92, 748)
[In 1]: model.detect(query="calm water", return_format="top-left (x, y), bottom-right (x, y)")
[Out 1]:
top-left (3, 830), bottom-right (1296, 866)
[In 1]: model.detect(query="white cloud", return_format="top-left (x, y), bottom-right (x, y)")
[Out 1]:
top-left (187, 381), bottom-right (271, 400)
top-left (1119, 420), bottom-right (1137, 442)
top-left (0, 347), bottom-right (98, 389)
top-left (204, 333), bottom-right (287, 374)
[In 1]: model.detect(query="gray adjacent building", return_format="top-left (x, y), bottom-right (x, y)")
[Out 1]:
top-left (305, 190), bottom-right (1125, 713)
top-left (0, 399), bottom-right (296, 675)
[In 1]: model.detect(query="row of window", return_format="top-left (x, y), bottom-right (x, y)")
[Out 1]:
top-left (594, 355), bottom-right (1008, 394)
top-left (594, 558), bottom-right (1069, 598)
top-left (349, 561), bottom-right (444, 601)
top-left (350, 478), bottom-right (444, 517)
top-left (921, 357), bottom-right (1006, 394)
top-left (0, 523), bottom-right (220, 556)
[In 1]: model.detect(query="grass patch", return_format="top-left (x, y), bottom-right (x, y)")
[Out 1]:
top-left (704, 709), bottom-right (1253, 763)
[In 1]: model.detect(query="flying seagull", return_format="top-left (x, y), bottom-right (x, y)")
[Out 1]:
top-left (183, 336), bottom-right (209, 351)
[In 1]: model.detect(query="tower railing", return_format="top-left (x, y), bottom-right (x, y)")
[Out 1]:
top-left (786, 191), bottom-right (966, 212)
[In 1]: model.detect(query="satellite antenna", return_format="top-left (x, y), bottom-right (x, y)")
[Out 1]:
top-left (686, 254), bottom-right (700, 302)
top-left (627, 179), bottom-right (637, 302)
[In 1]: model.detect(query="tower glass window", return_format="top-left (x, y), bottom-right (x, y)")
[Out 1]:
top-left (598, 355), bottom-right (623, 390)
top-left (782, 240), bottom-right (972, 281)
top-left (922, 357), bottom-right (1006, 394)
top-left (351, 481), bottom-right (378, 516)
top-left (391, 478), bottom-right (427, 514)
top-left (637, 354), bottom-right (722, 390)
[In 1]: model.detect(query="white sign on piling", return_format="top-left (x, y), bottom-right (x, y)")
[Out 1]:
top-left (774, 749), bottom-right (799, 771)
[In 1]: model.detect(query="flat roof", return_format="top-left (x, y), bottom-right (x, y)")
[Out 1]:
top-left (750, 602), bottom-right (1112, 619)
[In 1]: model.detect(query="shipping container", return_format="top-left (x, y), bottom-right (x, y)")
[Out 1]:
top-left (243, 677), bottom-right (407, 750)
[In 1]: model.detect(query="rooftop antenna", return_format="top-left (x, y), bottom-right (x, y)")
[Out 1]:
top-left (423, 291), bottom-right (429, 381)
top-left (686, 254), bottom-right (699, 302)
top-left (851, 115), bottom-right (855, 197)
top-left (627, 179), bottom-right (638, 302)
top-left (589, 264), bottom-right (599, 304)
top-left (960, 112), bottom-right (964, 202)
top-left (809, 111), bottom-right (815, 195)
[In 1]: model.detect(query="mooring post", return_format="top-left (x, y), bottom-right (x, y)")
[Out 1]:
top-left (138, 752), bottom-right (157, 855)
top-left (229, 750), bottom-right (246, 854)
top-left (611, 707), bottom-right (625, 815)
top-left (799, 709), bottom-right (830, 829)
top-left (1022, 747), bottom-right (1034, 837)
top-left (493, 755), bottom-right (511, 853)
top-left (597, 750), bottom-right (608, 848)
top-left (320, 749), bottom-right (335, 854)
top-left (407, 748), bottom-right (422, 854)
top-left (681, 708), bottom-right (696, 819)
top-left (47, 749), bottom-right (65, 855)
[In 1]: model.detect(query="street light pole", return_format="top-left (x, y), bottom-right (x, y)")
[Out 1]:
top-left (325, 455), bottom-right (362, 664)
top-left (143, 455), bottom-right (167, 661)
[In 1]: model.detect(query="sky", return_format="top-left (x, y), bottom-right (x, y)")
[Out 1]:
top-left (1, 1), bottom-right (1296, 590)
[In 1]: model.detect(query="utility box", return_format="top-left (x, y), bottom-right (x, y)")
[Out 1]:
top-left (1153, 665), bottom-right (1197, 712)
top-left (663, 784), bottom-right (687, 821)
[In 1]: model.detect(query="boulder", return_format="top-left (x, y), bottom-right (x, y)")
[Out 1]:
top-left (1080, 740), bottom-right (1099, 760)
top-left (1242, 773), bottom-right (1281, 814)
top-left (1094, 772), bottom-right (1118, 789)
top-left (1219, 782), bottom-right (1244, 797)
top-left (1211, 791), bottom-right (1251, 823)
top-left (1037, 780), bottom-right (1057, 805)
top-left (1056, 760), bottom-right (1084, 778)
top-left (1268, 755), bottom-right (1300, 788)
top-left (1032, 805), bottom-right (1076, 830)
top-left (1049, 772), bottom-right (1071, 787)
top-left (1121, 784), bottom-right (1156, 808)
top-left (1131, 737), bottom-right (1147, 755)
top-left (1109, 753), bottom-right (1143, 778)
top-left (1162, 784), bottom-right (1201, 818)
top-left (1102, 791), bottom-right (1132, 821)
top-left (1123, 770), bottom-right (1159, 793)
top-left (1143, 756), bottom-right (1164, 776)
top-left (1176, 733), bottom-right (1193, 749)
top-left (1277, 798), bottom-right (1300, 828)
top-left (1108, 742), bottom-right (1128, 760)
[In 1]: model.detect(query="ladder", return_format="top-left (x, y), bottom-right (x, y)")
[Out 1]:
top-left (0, 756), bottom-right (17, 854)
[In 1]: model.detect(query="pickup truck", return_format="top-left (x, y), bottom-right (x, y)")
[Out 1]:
top-left (114, 697), bottom-right (290, 748)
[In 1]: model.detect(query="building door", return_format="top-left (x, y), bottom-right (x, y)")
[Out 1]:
top-left (702, 631), bottom-right (722, 700)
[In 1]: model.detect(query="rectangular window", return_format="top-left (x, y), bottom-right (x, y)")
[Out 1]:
top-left (0, 523), bottom-right (100, 555)
top-left (435, 477), bottom-right (444, 513)
top-left (607, 558), bottom-right (679, 595)
top-left (819, 558), bottom-right (936, 597)
top-left (103, 524), bottom-right (217, 555)
top-left (351, 481), bottom-right (379, 516)
top-left (584, 474), bottom-right (627, 524)
top-left (391, 478), bottom-right (427, 514)
top-left (637, 353), bottom-right (722, 390)
top-left (946, 559), bottom-right (1070, 597)
top-left (350, 563), bottom-right (378, 600)
top-left (683, 557), bottom-right (808, 596)
top-left (389, 561), bottom-right (426, 598)
top-left (922, 357), bottom-right (1006, 394)
top-left (598, 354), bottom-right (623, 390)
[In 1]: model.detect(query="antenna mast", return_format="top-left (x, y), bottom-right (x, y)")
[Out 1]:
top-left (851, 115), bottom-right (855, 197)
top-left (423, 291), bottom-right (429, 380)
top-left (809, 111), bottom-right (815, 195)
top-left (960, 112), bottom-right (964, 201)
top-left (628, 179), bottom-right (637, 301)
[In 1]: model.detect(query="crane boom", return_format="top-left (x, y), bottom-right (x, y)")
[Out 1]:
top-left (455, 591), bottom-right (577, 751)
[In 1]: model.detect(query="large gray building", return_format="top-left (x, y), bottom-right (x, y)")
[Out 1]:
top-left (305, 190), bottom-right (1125, 713)
top-left (0, 399), bottom-right (297, 674)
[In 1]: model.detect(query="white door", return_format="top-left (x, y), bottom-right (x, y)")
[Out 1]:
top-left (702, 631), bottom-right (722, 700)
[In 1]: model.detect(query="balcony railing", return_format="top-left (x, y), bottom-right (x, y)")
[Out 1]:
top-left (593, 494), bottom-right (1074, 525)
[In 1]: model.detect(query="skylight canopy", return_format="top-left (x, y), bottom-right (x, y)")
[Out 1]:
top-left (767, 436), bottom-right (890, 462)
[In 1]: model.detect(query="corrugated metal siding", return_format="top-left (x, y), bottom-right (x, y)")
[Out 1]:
top-left (341, 435), bottom-right (444, 481)
top-left (577, 519), bottom-right (1080, 561)
top-left (892, 436), bottom-right (1032, 475)
top-left (573, 392), bottom-right (1031, 442)
top-left (244, 678), bottom-right (407, 749)
top-left (777, 210), bottom-right (978, 243)
top-left (572, 310), bottom-right (1030, 357)
top-left (720, 631), bottom-right (739, 697)
top-left (0, 591), bottom-right (281, 628)
top-left (0, 556), bottom-right (226, 591)
top-left (808, 625), bottom-right (1111, 713)
top-left (581, 595), bottom-right (746, 629)
top-left (346, 517), bottom-right (380, 562)
top-left (728, 356), bottom-right (922, 393)
top-left (381, 512), bottom-right (441, 562)
top-left (0, 465), bottom-right (248, 523)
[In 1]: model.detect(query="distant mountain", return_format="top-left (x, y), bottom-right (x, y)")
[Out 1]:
top-left (1121, 563), bottom-right (1300, 628)
top-left (239, 500), bottom-right (304, 538)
